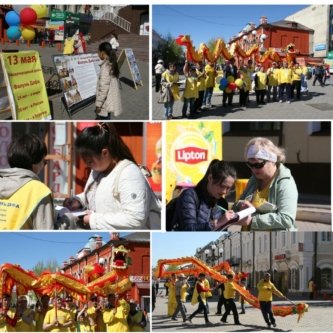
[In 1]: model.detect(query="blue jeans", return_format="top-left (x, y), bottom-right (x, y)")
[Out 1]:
top-left (279, 83), bottom-right (291, 101)
top-left (202, 87), bottom-right (213, 106)
top-left (182, 98), bottom-right (196, 117)
top-left (164, 101), bottom-right (174, 119)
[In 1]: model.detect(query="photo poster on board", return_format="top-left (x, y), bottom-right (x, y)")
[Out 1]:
top-left (117, 48), bottom-right (143, 90)
top-left (0, 51), bottom-right (51, 120)
top-left (0, 58), bottom-right (13, 116)
top-left (52, 53), bottom-right (101, 113)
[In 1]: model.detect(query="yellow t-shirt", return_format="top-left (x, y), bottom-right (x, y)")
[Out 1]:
top-left (183, 76), bottom-right (199, 99)
top-left (162, 71), bottom-right (180, 100)
top-left (257, 279), bottom-right (283, 301)
top-left (196, 69), bottom-right (206, 91)
top-left (43, 308), bottom-right (72, 332)
top-left (16, 309), bottom-right (35, 332)
top-left (204, 64), bottom-right (216, 88)
top-left (103, 300), bottom-right (129, 332)
top-left (223, 281), bottom-right (236, 299)
top-left (292, 68), bottom-right (303, 81)
top-left (267, 68), bottom-right (279, 86)
top-left (256, 71), bottom-right (267, 90)
top-left (278, 68), bottom-right (292, 84)
top-left (0, 308), bottom-right (16, 332)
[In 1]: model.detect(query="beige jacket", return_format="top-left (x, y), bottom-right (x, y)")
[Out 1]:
top-left (96, 59), bottom-right (122, 117)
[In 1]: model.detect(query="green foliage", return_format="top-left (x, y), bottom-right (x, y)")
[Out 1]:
top-left (32, 259), bottom-right (60, 275)
top-left (153, 33), bottom-right (184, 66)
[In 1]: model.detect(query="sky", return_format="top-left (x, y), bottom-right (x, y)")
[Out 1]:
top-left (153, 5), bottom-right (309, 46)
top-left (0, 232), bottom-right (129, 271)
top-left (152, 232), bottom-right (227, 268)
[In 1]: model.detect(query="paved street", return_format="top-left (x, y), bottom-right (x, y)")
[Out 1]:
top-left (152, 292), bottom-right (333, 332)
top-left (1, 42), bottom-right (149, 120)
top-left (152, 77), bottom-right (333, 120)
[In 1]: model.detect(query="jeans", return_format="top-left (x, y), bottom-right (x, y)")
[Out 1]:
top-left (267, 85), bottom-right (278, 101)
top-left (259, 301), bottom-right (275, 325)
top-left (202, 87), bottom-right (213, 106)
top-left (291, 80), bottom-right (301, 100)
top-left (172, 295), bottom-right (186, 320)
top-left (279, 83), bottom-right (291, 101)
top-left (182, 98), bottom-right (196, 117)
top-left (164, 101), bottom-right (174, 119)
top-left (189, 296), bottom-right (209, 322)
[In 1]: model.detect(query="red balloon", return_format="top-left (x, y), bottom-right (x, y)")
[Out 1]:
top-left (20, 8), bottom-right (37, 26)
top-left (228, 82), bottom-right (237, 91)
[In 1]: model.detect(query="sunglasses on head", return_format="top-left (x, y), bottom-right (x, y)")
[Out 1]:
top-left (246, 160), bottom-right (267, 169)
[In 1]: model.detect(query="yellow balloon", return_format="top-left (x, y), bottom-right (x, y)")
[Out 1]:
top-left (30, 5), bottom-right (48, 19)
top-left (21, 26), bottom-right (36, 41)
top-left (235, 78), bottom-right (244, 88)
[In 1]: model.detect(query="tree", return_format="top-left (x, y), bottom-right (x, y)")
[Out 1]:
top-left (32, 259), bottom-right (60, 276)
top-left (153, 33), bottom-right (184, 67)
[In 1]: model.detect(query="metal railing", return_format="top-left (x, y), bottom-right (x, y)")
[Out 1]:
top-left (93, 11), bottom-right (131, 32)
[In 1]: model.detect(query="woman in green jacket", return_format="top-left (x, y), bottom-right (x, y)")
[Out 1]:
top-left (235, 137), bottom-right (298, 231)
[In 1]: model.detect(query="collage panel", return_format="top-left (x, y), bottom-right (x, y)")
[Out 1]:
top-left (165, 121), bottom-right (331, 232)
top-left (152, 231), bottom-right (333, 332)
top-left (0, 121), bottom-right (162, 230)
top-left (0, 231), bottom-right (151, 332)
top-left (152, 5), bottom-right (333, 120)
top-left (0, 5), bottom-right (149, 121)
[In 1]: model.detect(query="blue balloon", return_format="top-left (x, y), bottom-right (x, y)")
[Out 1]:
top-left (7, 26), bottom-right (22, 41)
top-left (5, 11), bottom-right (21, 26)
top-left (220, 77), bottom-right (228, 88)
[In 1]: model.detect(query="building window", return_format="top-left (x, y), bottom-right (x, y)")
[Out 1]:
top-left (289, 268), bottom-right (300, 290)
top-left (292, 232), bottom-right (297, 244)
top-left (321, 268), bottom-right (332, 289)
top-left (282, 232), bottom-right (286, 247)
top-left (321, 232), bottom-right (332, 242)
top-left (310, 122), bottom-right (331, 136)
top-left (224, 122), bottom-right (282, 136)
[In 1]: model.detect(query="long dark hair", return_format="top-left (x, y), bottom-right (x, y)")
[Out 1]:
top-left (7, 134), bottom-right (47, 171)
top-left (98, 42), bottom-right (120, 78)
top-left (196, 159), bottom-right (237, 204)
top-left (75, 123), bottom-right (136, 163)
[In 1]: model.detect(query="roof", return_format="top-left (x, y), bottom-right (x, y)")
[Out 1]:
top-left (122, 232), bottom-right (150, 242)
top-left (268, 20), bottom-right (314, 32)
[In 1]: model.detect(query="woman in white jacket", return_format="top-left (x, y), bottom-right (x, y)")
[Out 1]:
top-left (95, 42), bottom-right (122, 120)
top-left (65, 123), bottom-right (151, 230)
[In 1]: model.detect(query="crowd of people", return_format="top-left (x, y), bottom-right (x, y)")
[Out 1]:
top-left (153, 271), bottom-right (287, 328)
top-left (0, 123), bottom-right (156, 230)
top-left (0, 293), bottom-right (147, 332)
top-left (155, 58), bottom-right (331, 120)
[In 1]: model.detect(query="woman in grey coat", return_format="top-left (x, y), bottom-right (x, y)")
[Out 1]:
top-left (95, 42), bottom-right (122, 119)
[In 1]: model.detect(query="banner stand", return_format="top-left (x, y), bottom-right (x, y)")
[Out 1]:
top-left (61, 95), bottom-right (96, 119)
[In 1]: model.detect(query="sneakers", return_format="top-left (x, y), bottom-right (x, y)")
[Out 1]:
top-left (206, 104), bottom-right (212, 108)
top-left (239, 311), bottom-right (245, 314)
top-left (279, 100), bottom-right (283, 103)
top-left (201, 105), bottom-right (206, 110)
top-left (171, 317), bottom-right (178, 321)
top-left (221, 319), bottom-right (228, 323)
top-left (287, 101), bottom-right (291, 104)
top-left (267, 323), bottom-right (272, 328)
top-left (205, 321), bottom-right (213, 326)
top-left (187, 317), bottom-right (192, 323)
top-left (235, 322), bottom-right (241, 325)
top-left (215, 312), bottom-right (221, 315)
top-left (273, 323), bottom-right (277, 328)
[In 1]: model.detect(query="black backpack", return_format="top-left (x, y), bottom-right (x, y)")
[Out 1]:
top-left (166, 189), bottom-right (199, 231)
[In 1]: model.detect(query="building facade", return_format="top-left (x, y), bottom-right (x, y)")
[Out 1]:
top-left (285, 5), bottom-right (333, 58)
top-left (62, 232), bottom-right (151, 311)
top-left (196, 232), bottom-right (333, 297)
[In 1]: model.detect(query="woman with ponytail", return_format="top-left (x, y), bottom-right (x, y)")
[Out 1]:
top-left (95, 42), bottom-right (122, 119)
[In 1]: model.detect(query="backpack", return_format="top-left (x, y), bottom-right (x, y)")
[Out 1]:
top-left (166, 188), bottom-right (199, 231)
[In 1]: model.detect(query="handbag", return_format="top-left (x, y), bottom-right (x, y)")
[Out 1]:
top-left (113, 160), bottom-right (161, 230)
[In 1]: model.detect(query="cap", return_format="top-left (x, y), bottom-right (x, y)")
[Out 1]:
top-left (18, 295), bottom-right (28, 302)
top-left (98, 258), bottom-right (105, 265)
top-left (157, 59), bottom-right (164, 64)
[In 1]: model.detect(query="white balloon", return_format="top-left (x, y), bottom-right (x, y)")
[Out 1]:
top-left (13, 5), bottom-right (26, 14)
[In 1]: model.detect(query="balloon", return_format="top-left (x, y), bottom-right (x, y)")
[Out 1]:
top-left (20, 8), bottom-right (37, 26)
top-left (235, 78), bottom-right (244, 88)
top-left (220, 77), bottom-right (228, 88)
top-left (21, 26), bottom-right (36, 41)
top-left (6, 26), bottom-right (22, 41)
top-left (12, 5), bottom-right (26, 14)
top-left (30, 5), bottom-right (48, 19)
top-left (219, 83), bottom-right (225, 91)
top-left (227, 76), bottom-right (235, 83)
top-left (228, 82), bottom-right (237, 91)
top-left (5, 11), bottom-right (20, 26)
top-left (225, 87), bottom-right (232, 94)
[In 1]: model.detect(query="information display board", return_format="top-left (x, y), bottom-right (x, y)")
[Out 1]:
top-left (53, 53), bottom-right (100, 112)
top-left (118, 48), bottom-right (143, 89)
top-left (0, 51), bottom-right (51, 120)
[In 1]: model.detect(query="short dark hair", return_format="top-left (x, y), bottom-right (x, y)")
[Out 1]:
top-left (7, 134), bottom-right (47, 171)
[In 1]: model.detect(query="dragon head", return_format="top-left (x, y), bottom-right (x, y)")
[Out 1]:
top-left (111, 245), bottom-right (130, 270)
top-left (286, 43), bottom-right (296, 54)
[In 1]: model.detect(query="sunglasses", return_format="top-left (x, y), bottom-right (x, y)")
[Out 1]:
top-left (246, 160), bottom-right (267, 169)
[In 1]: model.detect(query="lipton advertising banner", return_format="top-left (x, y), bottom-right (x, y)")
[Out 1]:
top-left (166, 121), bottom-right (222, 202)
top-left (0, 51), bottom-right (51, 120)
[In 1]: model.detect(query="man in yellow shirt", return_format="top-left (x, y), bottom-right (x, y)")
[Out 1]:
top-left (291, 63), bottom-right (303, 100)
top-left (254, 65), bottom-right (268, 106)
top-left (43, 297), bottom-right (73, 332)
top-left (15, 295), bottom-right (35, 332)
top-left (267, 62), bottom-right (279, 102)
top-left (87, 295), bottom-right (106, 332)
top-left (35, 295), bottom-right (51, 332)
top-left (202, 62), bottom-right (216, 109)
top-left (257, 272), bottom-right (286, 328)
top-left (221, 274), bottom-right (241, 325)
top-left (278, 62), bottom-right (292, 103)
top-left (103, 294), bottom-right (129, 332)
top-left (182, 62), bottom-right (199, 119)
top-left (0, 294), bottom-right (17, 332)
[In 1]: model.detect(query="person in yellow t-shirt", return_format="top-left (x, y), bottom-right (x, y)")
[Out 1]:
top-left (77, 304), bottom-right (92, 332)
top-left (202, 62), bottom-right (216, 109)
top-left (166, 274), bottom-right (177, 317)
top-left (64, 296), bottom-right (77, 332)
top-left (103, 294), bottom-right (129, 332)
top-left (87, 294), bottom-right (106, 332)
top-left (291, 62), bottom-right (302, 100)
top-left (194, 62), bottom-right (206, 112)
top-left (182, 62), bottom-right (199, 119)
top-left (43, 297), bottom-right (73, 332)
top-left (0, 294), bottom-right (17, 332)
top-left (278, 61), bottom-right (292, 103)
top-left (257, 272), bottom-right (286, 328)
top-left (254, 65), bottom-right (268, 106)
top-left (15, 295), bottom-right (35, 332)
top-left (221, 274), bottom-right (241, 325)
top-left (238, 64), bottom-right (252, 108)
top-left (160, 62), bottom-right (180, 120)
top-left (171, 274), bottom-right (189, 322)
top-left (35, 295), bottom-right (51, 332)
top-left (266, 62), bottom-right (279, 102)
